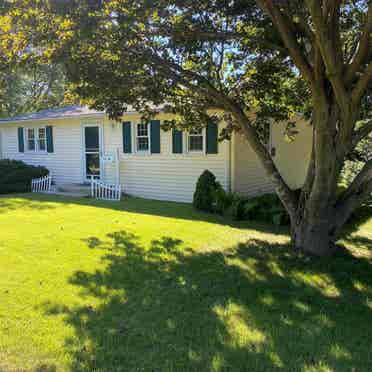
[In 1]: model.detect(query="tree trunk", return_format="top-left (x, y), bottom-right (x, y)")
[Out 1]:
top-left (289, 98), bottom-right (341, 257)
top-left (290, 212), bottom-right (337, 256)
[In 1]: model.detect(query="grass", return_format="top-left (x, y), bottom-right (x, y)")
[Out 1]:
top-left (0, 194), bottom-right (371, 372)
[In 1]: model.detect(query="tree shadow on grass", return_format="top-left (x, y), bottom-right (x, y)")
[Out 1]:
top-left (4, 193), bottom-right (372, 239)
top-left (339, 197), bottom-right (372, 251)
top-left (42, 231), bottom-right (372, 371)
top-left (5, 193), bottom-right (289, 234)
top-left (0, 195), bottom-right (57, 214)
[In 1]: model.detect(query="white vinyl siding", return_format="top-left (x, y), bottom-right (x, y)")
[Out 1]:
top-left (0, 119), bottom-right (84, 184)
top-left (0, 130), bottom-right (3, 159)
top-left (103, 119), bottom-right (230, 203)
top-left (271, 120), bottom-right (313, 190)
top-left (232, 131), bottom-right (275, 196)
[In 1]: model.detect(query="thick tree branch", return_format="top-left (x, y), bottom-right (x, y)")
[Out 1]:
top-left (149, 51), bottom-right (299, 215)
top-left (351, 119), bottom-right (372, 148)
top-left (153, 26), bottom-right (242, 42)
top-left (336, 160), bottom-right (372, 232)
top-left (255, 0), bottom-right (315, 86)
top-left (351, 61), bottom-right (372, 106)
top-left (306, 0), bottom-right (350, 114)
top-left (345, 4), bottom-right (372, 84)
top-left (226, 103), bottom-right (299, 215)
top-left (345, 159), bottom-right (372, 194)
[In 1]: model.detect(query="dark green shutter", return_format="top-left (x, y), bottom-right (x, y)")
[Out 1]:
top-left (46, 126), bottom-right (54, 153)
top-left (172, 129), bottom-right (183, 154)
top-left (150, 120), bottom-right (161, 154)
top-left (122, 121), bottom-right (132, 153)
top-left (18, 127), bottom-right (24, 153)
top-left (206, 121), bottom-right (218, 154)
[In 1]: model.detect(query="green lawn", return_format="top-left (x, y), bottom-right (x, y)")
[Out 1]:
top-left (0, 194), bottom-right (371, 372)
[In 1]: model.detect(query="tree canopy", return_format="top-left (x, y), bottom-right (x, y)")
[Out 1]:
top-left (1, 0), bottom-right (372, 255)
top-left (0, 62), bottom-right (71, 118)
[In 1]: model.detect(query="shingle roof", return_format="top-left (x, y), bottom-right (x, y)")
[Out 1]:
top-left (0, 105), bottom-right (104, 124)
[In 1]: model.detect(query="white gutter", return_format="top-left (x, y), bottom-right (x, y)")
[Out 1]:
top-left (0, 109), bottom-right (165, 125)
top-left (0, 113), bottom-right (105, 125)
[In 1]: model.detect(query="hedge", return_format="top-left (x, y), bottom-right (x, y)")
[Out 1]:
top-left (0, 159), bottom-right (49, 194)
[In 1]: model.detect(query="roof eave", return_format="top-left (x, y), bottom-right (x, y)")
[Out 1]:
top-left (0, 112), bottom-right (106, 125)
top-left (0, 109), bottom-right (167, 125)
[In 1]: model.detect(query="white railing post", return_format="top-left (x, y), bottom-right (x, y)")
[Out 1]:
top-left (31, 174), bottom-right (52, 193)
top-left (89, 178), bottom-right (122, 201)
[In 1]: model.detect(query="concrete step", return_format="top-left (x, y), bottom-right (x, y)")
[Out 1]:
top-left (47, 183), bottom-right (91, 197)
top-left (56, 183), bottom-right (91, 194)
top-left (51, 191), bottom-right (90, 198)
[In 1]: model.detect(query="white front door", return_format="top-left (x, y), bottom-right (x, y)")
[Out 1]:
top-left (83, 125), bottom-right (102, 181)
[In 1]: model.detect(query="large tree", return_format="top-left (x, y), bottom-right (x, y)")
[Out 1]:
top-left (0, 2), bottom-right (75, 117)
top-left (0, 62), bottom-right (69, 118)
top-left (3, 0), bottom-right (372, 256)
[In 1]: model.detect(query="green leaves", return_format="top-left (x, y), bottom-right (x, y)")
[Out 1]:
top-left (1, 0), bottom-right (308, 127)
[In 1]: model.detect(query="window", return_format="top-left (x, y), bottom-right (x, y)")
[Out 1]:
top-left (26, 127), bottom-right (47, 152)
top-left (136, 123), bottom-right (149, 152)
top-left (38, 128), bottom-right (46, 151)
top-left (188, 128), bottom-right (204, 152)
top-left (27, 128), bottom-right (35, 151)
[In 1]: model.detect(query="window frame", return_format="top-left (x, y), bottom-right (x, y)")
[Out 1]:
top-left (135, 122), bottom-right (151, 153)
top-left (25, 126), bottom-right (47, 153)
top-left (26, 128), bottom-right (36, 152)
top-left (37, 127), bottom-right (47, 152)
top-left (187, 128), bottom-right (205, 154)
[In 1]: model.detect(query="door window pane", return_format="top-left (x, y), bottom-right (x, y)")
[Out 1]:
top-left (85, 127), bottom-right (99, 151)
top-left (86, 153), bottom-right (100, 177)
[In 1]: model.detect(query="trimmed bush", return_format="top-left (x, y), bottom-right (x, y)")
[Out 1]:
top-left (0, 159), bottom-right (49, 194)
top-left (193, 170), bottom-right (220, 212)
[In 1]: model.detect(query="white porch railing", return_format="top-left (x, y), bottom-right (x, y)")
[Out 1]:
top-left (31, 174), bottom-right (52, 193)
top-left (90, 178), bottom-right (122, 201)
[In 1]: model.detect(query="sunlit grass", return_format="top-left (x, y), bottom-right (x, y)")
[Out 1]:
top-left (0, 193), bottom-right (371, 371)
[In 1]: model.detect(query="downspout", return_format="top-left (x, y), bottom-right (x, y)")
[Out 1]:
top-left (115, 147), bottom-right (120, 185)
top-left (229, 133), bottom-right (235, 193)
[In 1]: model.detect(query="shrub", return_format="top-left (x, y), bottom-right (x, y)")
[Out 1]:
top-left (213, 184), bottom-right (235, 215)
top-left (0, 159), bottom-right (49, 194)
top-left (231, 196), bottom-right (249, 220)
top-left (231, 193), bottom-right (290, 226)
top-left (193, 171), bottom-right (289, 225)
top-left (193, 170), bottom-right (219, 212)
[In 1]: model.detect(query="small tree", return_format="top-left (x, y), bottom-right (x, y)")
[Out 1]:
top-left (193, 170), bottom-right (218, 213)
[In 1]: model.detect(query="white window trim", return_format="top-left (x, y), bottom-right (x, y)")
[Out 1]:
top-left (25, 126), bottom-right (47, 153)
top-left (25, 128), bottom-right (36, 152)
top-left (37, 127), bottom-right (47, 153)
top-left (135, 122), bottom-right (151, 154)
top-left (186, 128), bottom-right (206, 155)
